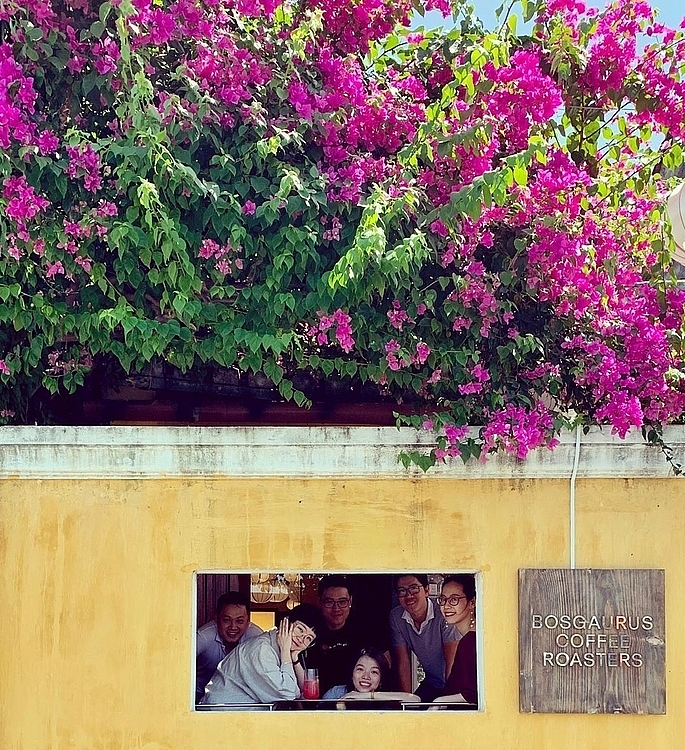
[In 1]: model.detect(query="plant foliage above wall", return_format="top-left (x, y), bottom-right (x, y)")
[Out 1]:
top-left (1, 0), bottom-right (685, 466)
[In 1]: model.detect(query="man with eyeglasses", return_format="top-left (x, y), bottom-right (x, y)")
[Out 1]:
top-left (306, 575), bottom-right (365, 695)
top-left (390, 574), bottom-right (460, 702)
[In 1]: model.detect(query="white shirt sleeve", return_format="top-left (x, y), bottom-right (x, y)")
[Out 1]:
top-left (241, 638), bottom-right (300, 702)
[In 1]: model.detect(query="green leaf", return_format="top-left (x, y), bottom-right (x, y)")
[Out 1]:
top-left (172, 296), bottom-right (186, 316)
top-left (513, 164), bottom-right (528, 187)
top-left (264, 358), bottom-right (284, 386)
top-left (278, 378), bottom-right (294, 400)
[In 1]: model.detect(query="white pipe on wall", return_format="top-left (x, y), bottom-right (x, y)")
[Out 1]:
top-left (569, 426), bottom-right (582, 569)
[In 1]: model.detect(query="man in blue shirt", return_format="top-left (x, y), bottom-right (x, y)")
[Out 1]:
top-left (389, 574), bottom-right (460, 702)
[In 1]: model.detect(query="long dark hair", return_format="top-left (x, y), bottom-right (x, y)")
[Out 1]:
top-left (346, 647), bottom-right (390, 693)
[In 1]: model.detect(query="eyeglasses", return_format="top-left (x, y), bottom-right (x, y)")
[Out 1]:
top-left (292, 621), bottom-right (316, 647)
top-left (322, 597), bottom-right (351, 610)
top-left (396, 584), bottom-right (423, 598)
top-left (437, 594), bottom-right (467, 607)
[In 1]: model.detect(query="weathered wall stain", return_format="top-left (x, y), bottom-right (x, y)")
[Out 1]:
top-left (1, 477), bottom-right (684, 749)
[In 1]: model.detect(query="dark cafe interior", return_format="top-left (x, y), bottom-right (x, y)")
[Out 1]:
top-left (195, 571), bottom-right (479, 711)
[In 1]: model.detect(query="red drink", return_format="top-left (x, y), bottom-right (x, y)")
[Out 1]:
top-left (303, 678), bottom-right (319, 699)
top-left (303, 669), bottom-right (320, 699)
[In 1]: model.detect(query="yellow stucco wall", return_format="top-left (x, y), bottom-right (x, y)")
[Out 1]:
top-left (0, 476), bottom-right (681, 749)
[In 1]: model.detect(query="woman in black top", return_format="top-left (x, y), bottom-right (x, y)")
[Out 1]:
top-left (435, 575), bottom-right (477, 705)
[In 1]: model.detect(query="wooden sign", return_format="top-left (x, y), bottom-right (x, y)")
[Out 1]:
top-left (519, 569), bottom-right (665, 714)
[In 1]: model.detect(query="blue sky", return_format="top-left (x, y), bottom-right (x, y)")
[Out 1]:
top-left (469, 0), bottom-right (684, 30)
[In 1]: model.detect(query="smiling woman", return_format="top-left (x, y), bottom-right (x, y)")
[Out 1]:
top-left (194, 572), bottom-right (480, 711)
top-left (436, 575), bottom-right (478, 706)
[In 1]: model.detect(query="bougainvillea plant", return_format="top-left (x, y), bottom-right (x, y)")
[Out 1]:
top-left (0, 0), bottom-right (684, 468)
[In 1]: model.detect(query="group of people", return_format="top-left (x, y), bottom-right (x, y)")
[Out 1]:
top-left (196, 573), bottom-right (478, 707)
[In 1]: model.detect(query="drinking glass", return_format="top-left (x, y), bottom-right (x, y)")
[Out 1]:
top-left (303, 667), bottom-right (320, 699)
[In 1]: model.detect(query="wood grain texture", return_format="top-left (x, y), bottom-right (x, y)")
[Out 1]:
top-left (519, 569), bottom-right (665, 714)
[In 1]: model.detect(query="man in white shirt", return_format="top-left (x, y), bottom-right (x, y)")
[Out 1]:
top-left (196, 592), bottom-right (262, 701)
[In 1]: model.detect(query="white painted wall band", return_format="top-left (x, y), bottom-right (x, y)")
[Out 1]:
top-left (0, 425), bottom-right (683, 479)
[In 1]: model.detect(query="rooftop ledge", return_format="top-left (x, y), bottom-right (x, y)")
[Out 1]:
top-left (0, 425), bottom-right (683, 479)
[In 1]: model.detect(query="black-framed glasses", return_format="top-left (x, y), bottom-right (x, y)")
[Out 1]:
top-left (437, 594), bottom-right (467, 607)
top-left (321, 597), bottom-right (351, 610)
top-left (292, 621), bottom-right (316, 646)
top-left (396, 584), bottom-right (423, 598)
